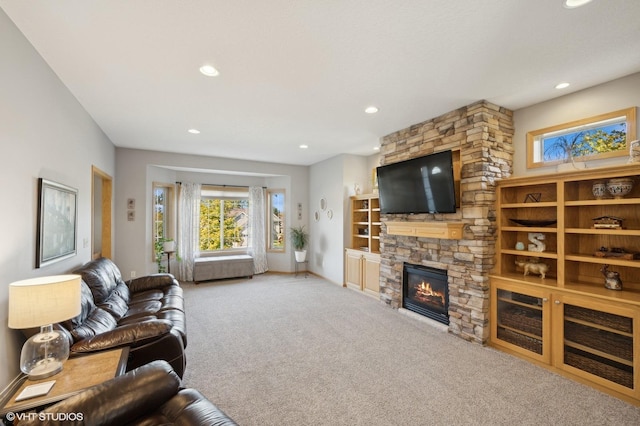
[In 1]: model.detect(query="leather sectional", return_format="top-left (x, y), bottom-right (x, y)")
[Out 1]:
top-left (58, 257), bottom-right (187, 377)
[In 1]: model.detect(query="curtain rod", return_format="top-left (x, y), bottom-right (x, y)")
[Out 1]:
top-left (175, 182), bottom-right (266, 189)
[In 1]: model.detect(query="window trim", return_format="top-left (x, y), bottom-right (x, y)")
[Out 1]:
top-left (526, 107), bottom-right (636, 169)
top-left (267, 189), bottom-right (286, 253)
top-left (151, 182), bottom-right (176, 261)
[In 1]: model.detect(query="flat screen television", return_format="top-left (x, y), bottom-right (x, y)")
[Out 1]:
top-left (376, 150), bottom-right (457, 214)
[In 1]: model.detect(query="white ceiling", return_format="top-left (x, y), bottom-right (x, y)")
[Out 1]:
top-left (2, 0), bottom-right (640, 166)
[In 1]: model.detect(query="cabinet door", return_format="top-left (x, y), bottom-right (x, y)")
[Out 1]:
top-left (344, 250), bottom-right (363, 290)
top-left (553, 294), bottom-right (639, 399)
top-left (491, 279), bottom-right (551, 364)
top-left (362, 253), bottom-right (380, 296)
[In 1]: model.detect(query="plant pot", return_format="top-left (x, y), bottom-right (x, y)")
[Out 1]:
top-left (294, 250), bottom-right (307, 262)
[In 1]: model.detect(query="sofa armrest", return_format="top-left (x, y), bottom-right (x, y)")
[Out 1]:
top-left (71, 320), bottom-right (172, 353)
top-left (127, 274), bottom-right (178, 293)
top-left (19, 361), bottom-right (181, 426)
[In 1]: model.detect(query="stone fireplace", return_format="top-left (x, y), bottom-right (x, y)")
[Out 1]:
top-left (378, 100), bottom-right (514, 344)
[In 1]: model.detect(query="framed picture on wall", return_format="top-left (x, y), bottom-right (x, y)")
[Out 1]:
top-left (36, 178), bottom-right (78, 268)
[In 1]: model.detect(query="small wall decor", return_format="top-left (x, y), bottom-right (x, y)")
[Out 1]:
top-left (127, 210), bottom-right (135, 221)
top-left (297, 202), bottom-right (302, 220)
top-left (320, 197), bottom-right (327, 211)
top-left (36, 178), bottom-right (78, 268)
top-left (327, 209), bottom-right (333, 220)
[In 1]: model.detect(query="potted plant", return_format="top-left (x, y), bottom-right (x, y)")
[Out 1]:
top-left (289, 225), bottom-right (309, 262)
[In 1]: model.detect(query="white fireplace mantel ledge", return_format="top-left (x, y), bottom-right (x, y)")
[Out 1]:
top-left (384, 221), bottom-right (465, 240)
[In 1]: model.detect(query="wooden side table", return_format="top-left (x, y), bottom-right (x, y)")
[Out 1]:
top-left (1, 347), bottom-right (129, 418)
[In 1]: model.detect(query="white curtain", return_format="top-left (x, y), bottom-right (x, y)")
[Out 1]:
top-left (249, 186), bottom-right (268, 274)
top-left (177, 182), bottom-right (201, 281)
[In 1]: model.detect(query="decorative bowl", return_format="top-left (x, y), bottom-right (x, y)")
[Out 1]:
top-left (509, 219), bottom-right (557, 227)
top-left (592, 182), bottom-right (607, 199)
top-left (606, 178), bottom-right (634, 199)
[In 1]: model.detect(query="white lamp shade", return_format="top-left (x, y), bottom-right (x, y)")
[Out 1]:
top-left (8, 274), bottom-right (82, 329)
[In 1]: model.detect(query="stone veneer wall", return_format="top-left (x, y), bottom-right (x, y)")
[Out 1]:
top-left (379, 100), bottom-right (514, 344)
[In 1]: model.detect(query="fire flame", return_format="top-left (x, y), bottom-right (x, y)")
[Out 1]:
top-left (417, 281), bottom-right (445, 305)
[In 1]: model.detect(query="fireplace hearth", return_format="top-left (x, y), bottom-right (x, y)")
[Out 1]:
top-left (403, 263), bottom-right (449, 325)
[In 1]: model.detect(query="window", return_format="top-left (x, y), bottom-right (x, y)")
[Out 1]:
top-left (268, 189), bottom-right (285, 251)
top-left (152, 182), bottom-right (175, 259)
top-left (200, 186), bottom-right (249, 251)
top-left (527, 107), bottom-right (637, 169)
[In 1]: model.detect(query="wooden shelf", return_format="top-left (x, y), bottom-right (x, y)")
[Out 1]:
top-left (385, 221), bottom-right (465, 240)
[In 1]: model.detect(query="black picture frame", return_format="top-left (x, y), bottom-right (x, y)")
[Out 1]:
top-left (36, 178), bottom-right (78, 268)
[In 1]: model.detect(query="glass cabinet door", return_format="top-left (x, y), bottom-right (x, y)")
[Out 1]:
top-left (492, 282), bottom-right (550, 364)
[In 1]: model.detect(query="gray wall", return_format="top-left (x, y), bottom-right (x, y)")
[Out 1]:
top-left (0, 9), bottom-right (116, 387)
top-left (513, 72), bottom-right (640, 176)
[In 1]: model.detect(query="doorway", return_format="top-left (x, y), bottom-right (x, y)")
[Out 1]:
top-left (92, 166), bottom-right (112, 259)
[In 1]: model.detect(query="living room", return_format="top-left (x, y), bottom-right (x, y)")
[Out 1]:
top-left (2, 1), bottom-right (640, 423)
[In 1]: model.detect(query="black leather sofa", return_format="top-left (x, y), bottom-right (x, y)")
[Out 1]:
top-left (57, 257), bottom-right (187, 377)
top-left (19, 360), bottom-right (237, 426)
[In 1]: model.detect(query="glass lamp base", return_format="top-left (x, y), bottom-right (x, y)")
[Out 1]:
top-left (26, 358), bottom-right (63, 380)
top-left (21, 325), bottom-right (69, 381)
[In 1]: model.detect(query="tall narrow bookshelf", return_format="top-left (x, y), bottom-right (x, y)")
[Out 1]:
top-left (345, 194), bottom-right (381, 296)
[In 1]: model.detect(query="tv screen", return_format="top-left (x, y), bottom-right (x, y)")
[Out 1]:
top-left (376, 150), bottom-right (457, 214)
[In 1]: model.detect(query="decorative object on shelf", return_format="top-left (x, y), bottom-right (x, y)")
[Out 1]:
top-left (524, 192), bottom-right (542, 203)
top-left (509, 218), bottom-right (557, 227)
top-left (354, 183), bottom-right (361, 195)
top-left (601, 264), bottom-right (622, 291)
top-left (629, 139), bottom-right (640, 163)
top-left (515, 242), bottom-right (525, 251)
top-left (8, 275), bottom-right (82, 380)
top-left (606, 178), bottom-right (634, 199)
top-left (592, 215), bottom-right (623, 229)
top-left (358, 228), bottom-right (369, 235)
top-left (363, 200), bottom-right (369, 209)
top-left (592, 181), bottom-right (607, 199)
top-left (290, 225), bottom-right (309, 262)
top-left (594, 246), bottom-right (640, 260)
top-left (527, 232), bottom-right (546, 252)
top-left (515, 258), bottom-right (548, 279)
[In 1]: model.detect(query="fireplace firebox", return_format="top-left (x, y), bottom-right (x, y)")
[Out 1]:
top-left (402, 263), bottom-right (449, 325)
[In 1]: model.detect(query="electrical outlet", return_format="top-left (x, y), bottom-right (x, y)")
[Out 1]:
top-left (130, 271), bottom-right (136, 278)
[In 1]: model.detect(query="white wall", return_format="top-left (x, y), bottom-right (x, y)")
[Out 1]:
top-left (308, 154), bottom-right (377, 284)
top-left (0, 9), bottom-right (116, 387)
top-left (114, 148), bottom-right (308, 276)
top-left (513, 72), bottom-right (640, 176)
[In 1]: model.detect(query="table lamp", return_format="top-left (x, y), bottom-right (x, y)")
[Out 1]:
top-left (8, 274), bottom-right (82, 380)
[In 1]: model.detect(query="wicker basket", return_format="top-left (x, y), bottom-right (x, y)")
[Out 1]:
top-left (564, 304), bottom-right (632, 334)
top-left (498, 327), bottom-right (542, 355)
top-left (565, 348), bottom-right (633, 389)
top-left (499, 305), bottom-right (542, 336)
top-left (564, 322), bottom-right (633, 361)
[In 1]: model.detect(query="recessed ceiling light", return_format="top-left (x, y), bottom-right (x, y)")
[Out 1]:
top-left (365, 106), bottom-right (379, 114)
top-left (555, 82), bottom-right (570, 89)
top-left (299, 144), bottom-right (308, 149)
top-left (188, 129), bottom-right (201, 134)
top-left (563, 0), bottom-right (593, 9)
top-left (199, 65), bottom-right (219, 77)
top-left (373, 146), bottom-right (380, 151)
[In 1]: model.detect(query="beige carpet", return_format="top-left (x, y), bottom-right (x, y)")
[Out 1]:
top-left (181, 273), bottom-right (640, 426)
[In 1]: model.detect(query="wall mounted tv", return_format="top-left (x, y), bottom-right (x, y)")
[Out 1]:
top-left (376, 150), bottom-right (457, 214)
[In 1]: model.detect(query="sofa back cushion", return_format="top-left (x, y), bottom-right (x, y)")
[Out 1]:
top-left (73, 257), bottom-right (124, 304)
top-left (67, 306), bottom-right (118, 342)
